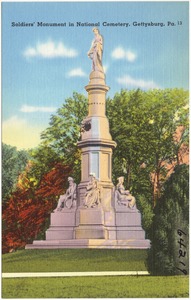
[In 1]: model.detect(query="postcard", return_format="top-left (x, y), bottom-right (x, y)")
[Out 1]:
top-left (2, 1), bottom-right (189, 298)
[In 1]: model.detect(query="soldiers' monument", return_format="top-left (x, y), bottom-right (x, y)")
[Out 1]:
top-left (26, 29), bottom-right (150, 249)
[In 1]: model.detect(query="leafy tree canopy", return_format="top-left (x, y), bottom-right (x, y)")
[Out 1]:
top-left (107, 88), bottom-right (188, 204)
top-left (2, 143), bottom-right (29, 204)
top-left (29, 93), bottom-right (88, 182)
top-left (2, 163), bottom-right (72, 253)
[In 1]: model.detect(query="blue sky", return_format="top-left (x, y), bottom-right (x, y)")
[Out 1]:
top-left (2, 1), bottom-right (189, 149)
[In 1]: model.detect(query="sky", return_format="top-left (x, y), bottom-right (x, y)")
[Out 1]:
top-left (2, 1), bottom-right (189, 150)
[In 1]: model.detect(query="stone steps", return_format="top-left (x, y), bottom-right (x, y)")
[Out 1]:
top-left (25, 238), bottom-right (150, 249)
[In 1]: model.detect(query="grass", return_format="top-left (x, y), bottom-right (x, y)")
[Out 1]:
top-left (2, 276), bottom-right (189, 298)
top-left (2, 249), bottom-right (148, 272)
top-left (2, 249), bottom-right (189, 298)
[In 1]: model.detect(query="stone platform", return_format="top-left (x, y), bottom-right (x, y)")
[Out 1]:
top-left (25, 206), bottom-right (150, 249)
top-left (25, 238), bottom-right (150, 249)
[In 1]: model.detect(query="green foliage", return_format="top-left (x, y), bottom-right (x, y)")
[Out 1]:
top-left (28, 144), bottom-right (61, 186)
top-left (107, 88), bottom-right (189, 206)
top-left (147, 164), bottom-right (189, 275)
top-left (38, 92), bottom-right (88, 183)
top-left (2, 143), bottom-right (29, 204)
top-left (136, 195), bottom-right (154, 236)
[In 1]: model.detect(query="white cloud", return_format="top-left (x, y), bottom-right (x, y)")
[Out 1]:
top-left (67, 68), bottom-right (86, 77)
top-left (2, 116), bottom-right (44, 150)
top-left (117, 75), bottom-right (160, 90)
top-left (20, 105), bottom-right (57, 113)
top-left (23, 40), bottom-right (78, 58)
top-left (112, 47), bottom-right (137, 62)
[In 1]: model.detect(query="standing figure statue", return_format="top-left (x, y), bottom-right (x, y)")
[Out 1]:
top-left (87, 27), bottom-right (104, 73)
top-left (54, 177), bottom-right (77, 211)
top-left (84, 173), bottom-right (101, 208)
top-left (115, 176), bottom-right (136, 209)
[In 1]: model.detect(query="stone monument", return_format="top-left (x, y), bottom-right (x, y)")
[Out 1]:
top-left (26, 28), bottom-right (150, 249)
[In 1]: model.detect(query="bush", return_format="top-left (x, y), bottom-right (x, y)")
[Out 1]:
top-left (147, 164), bottom-right (189, 275)
top-left (135, 195), bottom-right (154, 238)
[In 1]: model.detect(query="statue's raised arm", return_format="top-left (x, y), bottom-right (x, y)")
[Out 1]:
top-left (87, 27), bottom-right (104, 73)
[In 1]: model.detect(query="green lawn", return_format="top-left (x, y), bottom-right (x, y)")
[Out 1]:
top-left (2, 249), bottom-right (148, 272)
top-left (2, 249), bottom-right (189, 298)
top-left (2, 276), bottom-right (189, 298)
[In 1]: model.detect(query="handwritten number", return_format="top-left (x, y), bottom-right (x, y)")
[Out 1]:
top-left (177, 229), bottom-right (186, 236)
top-left (178, 238), bottom-right (186, 248)
top-left (176, 267), bottom-right (187, 275)
top-left (179, 250), bottom-right (186, 258)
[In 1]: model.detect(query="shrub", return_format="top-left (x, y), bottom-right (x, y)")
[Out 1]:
top-left (147, 164), bottom-right (189, 275)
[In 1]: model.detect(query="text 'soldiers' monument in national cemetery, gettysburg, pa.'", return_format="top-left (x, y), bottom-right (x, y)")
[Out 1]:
top-left (26, 29), bottom-right (150, 249)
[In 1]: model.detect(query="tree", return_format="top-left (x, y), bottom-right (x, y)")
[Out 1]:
top-left (2, 144), bottom-right (29, 204)
top-left (145, 89), bottom-right (189, 204)
top-left (2, 162), bottom-right (72, 253)
top-left (28, 143), bottom-right (61, 187)
top-left (39, 92), bottom-right (88, 183)
top-left (107, 88), bottom-right (188, 207)
top-left (147, 164), bottom-right (189, 275)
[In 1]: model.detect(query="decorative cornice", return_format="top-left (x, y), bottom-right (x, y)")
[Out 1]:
top-left (77, 139), bottom-right (117, 148)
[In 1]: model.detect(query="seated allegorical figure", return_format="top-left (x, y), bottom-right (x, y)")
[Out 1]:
top-left (54, 177), bottom-right (77, 211)
top-left (115, 176), bottom-right (136, 209)
top-left (84, 173), bottom-right (101, 208)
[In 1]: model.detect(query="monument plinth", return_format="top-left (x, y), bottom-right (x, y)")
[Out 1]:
top-left (25, 28), bottom-right (150, 249)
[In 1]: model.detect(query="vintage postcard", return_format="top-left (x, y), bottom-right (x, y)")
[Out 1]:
top-left (2, 1), bottom-right (189, 298)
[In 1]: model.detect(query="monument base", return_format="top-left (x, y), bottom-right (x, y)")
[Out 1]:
top-left (25, 206), bottom-right (150, 249)
top-left (75, 207), bottom-right (107, 239)
top-left (115, 207), bottom-right (146, 239)
top-left (25, 238), bottom-right (150, 249)
top-left (46, 209), bottom-right (76, 240)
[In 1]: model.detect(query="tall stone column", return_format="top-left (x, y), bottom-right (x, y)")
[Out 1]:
top-left (77, 71), bottom-right (116, 211)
